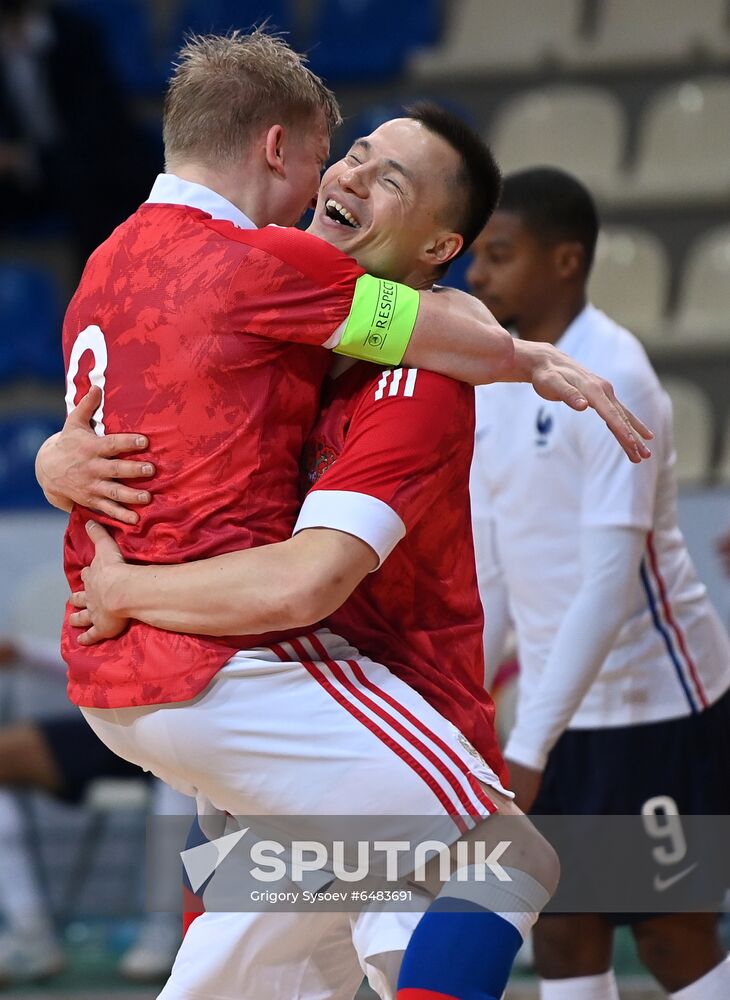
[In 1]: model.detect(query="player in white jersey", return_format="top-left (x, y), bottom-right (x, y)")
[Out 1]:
top-left (468, 168), bottom-right (730, 1000)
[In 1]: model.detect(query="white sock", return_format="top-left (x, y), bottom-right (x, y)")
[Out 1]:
top-left (0, 791), bottom-right (53, 936)
top-left (540, 969), bottom-right (620, 1000)
top-left (670, 955), bottom-right (730, 999)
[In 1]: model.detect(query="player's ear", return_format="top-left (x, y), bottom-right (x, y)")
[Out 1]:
top-left (427, 232), bottom-right (463, 268)
top-left (264, 124), bottom-right (287, 177)
top-left (554, 241), bottom-right (584, 281)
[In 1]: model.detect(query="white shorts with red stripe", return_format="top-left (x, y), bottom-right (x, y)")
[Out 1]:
top-left (82, 629), bottom-right (507, 833)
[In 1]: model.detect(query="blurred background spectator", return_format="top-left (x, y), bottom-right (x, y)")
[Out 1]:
top-left (0, 0), bottom-right (159, 270)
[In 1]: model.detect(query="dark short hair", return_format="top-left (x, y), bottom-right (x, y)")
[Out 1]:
top-left (498, 166), bottom-right (599, 273)
top-left (404, 102), bottom-right (502, 260)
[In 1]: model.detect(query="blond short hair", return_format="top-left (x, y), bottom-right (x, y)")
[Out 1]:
top-left (163, 29), bottom-right (341, 167)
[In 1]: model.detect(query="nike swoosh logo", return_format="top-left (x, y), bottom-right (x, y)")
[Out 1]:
top-left (653, 862), bottom-right (698, 892)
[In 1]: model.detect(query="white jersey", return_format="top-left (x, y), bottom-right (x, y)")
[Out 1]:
top-left (471, 304), bottom-right (730, 734)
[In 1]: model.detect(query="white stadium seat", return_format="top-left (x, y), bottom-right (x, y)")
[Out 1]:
top-left (588, 227), bottom-right (670, 342)
top-left (565, 0), bottom-right (730, 68)
top-left (674, 227), bottom-right (730, 342)
top-left (410, 0), bottom-right (582, 77)
top-left (660, 377), bottom-right (713, 484)
top-left (622, 78), bottom-right (730, 203)
top-left (489, 86), bottom-right (626, 198)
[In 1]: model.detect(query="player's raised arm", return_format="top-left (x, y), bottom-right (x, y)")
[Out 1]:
top-left (401, 288), bottom-right (652, 463)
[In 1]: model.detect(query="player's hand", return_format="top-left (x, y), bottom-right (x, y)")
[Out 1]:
top-left (716, 529), bottom-right (730, 577)
top-left (517, 341), bottom-right (653, 464)
top-left (505, 759), bottom-right (543, 814)
top-left (69, 521), bottom-right (130, 644)
top-left (35, 386), bottom-right (155, 524)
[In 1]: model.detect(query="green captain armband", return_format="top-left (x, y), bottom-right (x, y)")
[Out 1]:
top-left (334, 274), bottom-right (420, 366)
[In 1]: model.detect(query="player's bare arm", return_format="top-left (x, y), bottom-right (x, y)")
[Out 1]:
top-left (35, 387), bottom-right (154, 524)
top-left (69, 520), bottom-right (376, 645)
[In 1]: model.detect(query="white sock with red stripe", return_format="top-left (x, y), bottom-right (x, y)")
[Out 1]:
top-left (540, 970), bottom-right (620, 1000)
top-left (669, 956), bottom-right (730, 999)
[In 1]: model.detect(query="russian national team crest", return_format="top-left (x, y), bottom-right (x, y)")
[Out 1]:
top-left (300, 439), bottom-right (337, 492)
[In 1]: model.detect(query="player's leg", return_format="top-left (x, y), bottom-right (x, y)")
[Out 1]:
top-left (396, 798), bottom-right (559, 1000)
top-left (631, 913), bottom-right (729, 996)
top-left (350, 896), bottom-right (429, 999)
top-left (533, 914), bottom-right (618, 1000)
top-left (628, 689), bottom-right (730, 996)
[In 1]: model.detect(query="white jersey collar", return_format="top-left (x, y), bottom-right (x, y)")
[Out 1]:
top-left (555, 303), bottom-right (597, 355)
top-left (146, 173), bottom-right (256, 230)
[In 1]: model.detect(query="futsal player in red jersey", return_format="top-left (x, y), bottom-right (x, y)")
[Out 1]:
top-left (51, 107), bottom-right (659, 1000)
top-left (38, 31), bottom-right (652, 1000)
top-left (38, 32), bottom-right (648, 714)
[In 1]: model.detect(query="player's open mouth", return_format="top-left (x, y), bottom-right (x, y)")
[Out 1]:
top-left (325, 199), bottom-right (361, 229)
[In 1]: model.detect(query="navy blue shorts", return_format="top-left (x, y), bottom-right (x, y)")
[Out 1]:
top-left (38, 714), bottom-right (149, 805)
top-left (531, 687), bottom-right (730, 921)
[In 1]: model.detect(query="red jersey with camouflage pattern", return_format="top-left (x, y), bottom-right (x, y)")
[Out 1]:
top-left (297, 362), bottom-right (507, 787)
top-left (62, 175), bottom-right (364, 709)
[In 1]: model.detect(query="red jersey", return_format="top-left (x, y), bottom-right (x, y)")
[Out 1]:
top-left (63, 176), bottom-right (363, 708)
top-left (297, 362), bottom-right (507, 787)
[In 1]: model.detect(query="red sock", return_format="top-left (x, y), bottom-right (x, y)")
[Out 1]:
top-left (397, 990), bottom-right (459, 1000)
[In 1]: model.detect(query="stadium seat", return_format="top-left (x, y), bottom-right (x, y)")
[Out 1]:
top-left (622, 78), bottom-right (730, 204)
top-left (71, 0), bottom-right (161, 94)
top-left (169, 0), bottom-right (296, 55)
top-left (306, 0), bottom-right (440, 82)
top-left (660, 378), bottom-right (713, 484)
top-left (410, 0), bottom-right (582, 77)
top-left (0, 264), bottom-right (62, 382)
top-left (588, 227), bottom-right (670, 342)
top-left (674, 227), bottom-right (730, 342)
top-left (565, 0), bottom-right (730, 68)
top-left (489, 86), bottom-right (627, 199)
top-left (0, 414), bottom-right (63, 509)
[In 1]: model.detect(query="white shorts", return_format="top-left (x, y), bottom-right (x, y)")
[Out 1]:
top-left (81, 629), bottom-right (508, 998)
top-left (158, 903), bottom-right (427, 1000)
top-left (82, 630), bottom-right (506, 838)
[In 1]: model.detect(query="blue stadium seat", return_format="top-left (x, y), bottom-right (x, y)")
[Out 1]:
top-left (169, 0), bottom-right (297, 61)
top-left (0, 264), bottom-right (62, 382)
top-left (307, 0), bottom-right (441, 82)
top-left (71, 0), bottom-right (162, 94)
top-left (0, 414), bottom-right (63, 509)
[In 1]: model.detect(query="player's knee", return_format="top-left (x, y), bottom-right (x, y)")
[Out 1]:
top-left (632, 914), bottom-right (724, 986)
top-left (509, 821), bottom-right (560, 899)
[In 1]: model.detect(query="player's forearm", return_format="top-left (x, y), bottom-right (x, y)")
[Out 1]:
top-left (505, 526), bottom-right (645, 770)
top-left (35, 433), bottom-right (73, 512)
top-left (106, 544), bottom-right (318, 636)
top-left (104, 530), bottom-right (375, 636)
top-left (403, 288), bottom-right (515, 386)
